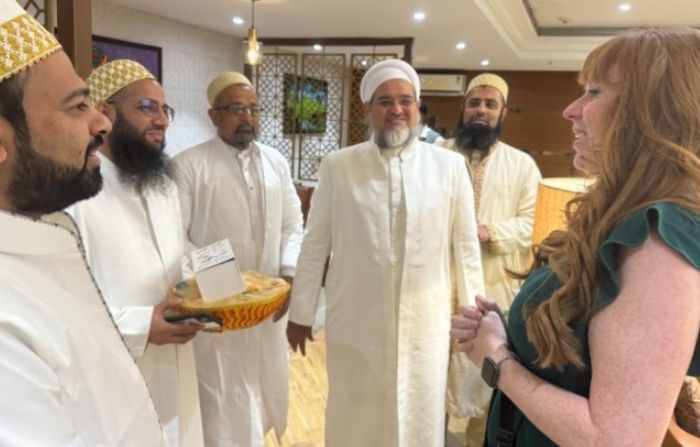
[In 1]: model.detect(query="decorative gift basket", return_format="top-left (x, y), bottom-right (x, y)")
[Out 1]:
top-left (172, 271), bottom-right (290, 332)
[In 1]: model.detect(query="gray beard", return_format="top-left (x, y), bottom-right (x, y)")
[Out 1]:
top-left (372, 123), bottom-right (421, 149)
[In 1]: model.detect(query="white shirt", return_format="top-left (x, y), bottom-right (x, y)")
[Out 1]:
top-left (69, 155), bottom-right (204, 447)
top-left (0, 210), bottom-right (167, 446)
top-left (290, 138), bottom-right (485, 447)
top-left (236, 146), bottom-right (265, 267)
top-left (173, 137), bottom-right (304, 446)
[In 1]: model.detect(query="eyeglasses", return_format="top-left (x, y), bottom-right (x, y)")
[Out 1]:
top-left (108, 98), bottom-right (175, 122)
top-left (212, 104), bottom-right (263, 116)
top-left (373, 97), bottom-right (416, 110)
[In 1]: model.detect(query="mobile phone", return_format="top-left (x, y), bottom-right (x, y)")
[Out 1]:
top-left (165, 313), bottom-right (222, 330)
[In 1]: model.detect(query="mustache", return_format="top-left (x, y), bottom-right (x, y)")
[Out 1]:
top-left (82, 134), bottom-right (104, 166)
top-left (235, 124), bottom-right (255, 132)
top-left (87, 134), bottom-right (104, 153)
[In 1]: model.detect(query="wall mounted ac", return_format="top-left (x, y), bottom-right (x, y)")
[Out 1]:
top-left (418, 73), bottom-right (466, 96)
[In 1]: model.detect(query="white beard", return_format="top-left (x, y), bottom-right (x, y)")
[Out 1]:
top-left (373, 124), bottom-right (419, 149)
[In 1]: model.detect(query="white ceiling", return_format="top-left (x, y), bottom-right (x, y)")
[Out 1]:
top-left (106, 0), bottom-right (700, 71)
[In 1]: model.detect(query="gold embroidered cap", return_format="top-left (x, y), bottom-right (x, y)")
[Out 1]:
top-left (466, 73), bottom-right (509, 103)
top-left (207, 72), bottom-right (253, 106)
top-left (87, 59), bottom-right (155, 105)
top-left (0, 0), bottom-right (62, 82)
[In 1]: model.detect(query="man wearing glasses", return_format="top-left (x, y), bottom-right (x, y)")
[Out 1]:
top-left (70, 59), bottom-right (204, 447)
top-left (287, 59), bottom-right (485, 447)
top-left (172, 72), bottom-right (303, 446)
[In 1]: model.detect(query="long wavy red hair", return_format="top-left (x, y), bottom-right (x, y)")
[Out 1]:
top-left (524, 27), bottom-right (700, 369)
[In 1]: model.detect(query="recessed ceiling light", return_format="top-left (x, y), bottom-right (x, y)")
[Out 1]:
top-left (618, 3), bottom-right (631, 11)
top-left (232, 16), bottom-right (244, 25)
top-left (456, 42), bottom-right (466, 50)
top-left (413, 11), bottom-right (426, 21)
top-left (480, 59), bottom-right (490, 66)
top-left (313, 44), bottom-right (323, 51)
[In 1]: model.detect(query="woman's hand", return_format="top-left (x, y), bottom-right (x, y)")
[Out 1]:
top-left (467, 310), bottom-right (508, 368)
top-left (451, 294), bottom-right (508, 368)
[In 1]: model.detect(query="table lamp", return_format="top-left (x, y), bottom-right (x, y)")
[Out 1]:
top-left (532, 177), bottom-right (593, 245)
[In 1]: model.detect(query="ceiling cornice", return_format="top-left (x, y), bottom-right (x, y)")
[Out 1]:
top-left (474, 0), bottom-right (606, 61)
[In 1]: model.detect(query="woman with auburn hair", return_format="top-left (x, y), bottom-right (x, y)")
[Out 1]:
top-left (451, 27), bottom-right (700, 446)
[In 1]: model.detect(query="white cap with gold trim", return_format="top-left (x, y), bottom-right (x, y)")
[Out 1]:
top-left (0, 0), bottom-right (61, 82)
top-left (86, 59), bottom-right (156, 105)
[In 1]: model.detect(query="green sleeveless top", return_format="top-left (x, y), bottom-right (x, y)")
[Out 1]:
top-left (485, 203), bottom-right (700, 446)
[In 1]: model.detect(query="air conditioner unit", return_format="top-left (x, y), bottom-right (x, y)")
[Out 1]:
top-left (418, 73), bottom-right (466, 96)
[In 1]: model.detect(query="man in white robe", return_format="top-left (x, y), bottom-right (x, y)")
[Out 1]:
top-left (287, 59), bottom-right (485, 447)
top-left (442, 73), bottom-right (541, 445)
top-left (70, 60), bottom-right (204, 447)
top-left (172, 72), bottom-right (304, 447)
top-left (0, 3), bottom-right (166, 444)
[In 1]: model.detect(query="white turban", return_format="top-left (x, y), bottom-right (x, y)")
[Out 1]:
top-left (359, 59), bottom-right (420, 103)
top-left (207, 72), bottom-right (253, 106)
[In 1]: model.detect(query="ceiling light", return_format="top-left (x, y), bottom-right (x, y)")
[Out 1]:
top-left (413, 11), bottom-right (425, 21)
top-left (618, 3), bottom-right (631, 11)
top-left (455, 42), bottom-right (466, 50)
top-left (361, 60), bottom-right (368, 66)
top-left (232, 16), bottom-right (244, 25)
top-left (243, 0), bottom-right (262, 65)
top-left (313, 44), bottom-right (323, 51)
top-left (480, 59), bottom-right (490, 66)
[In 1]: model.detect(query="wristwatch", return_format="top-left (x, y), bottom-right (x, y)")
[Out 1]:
top-left (481, 347), bottom-right (518, 389)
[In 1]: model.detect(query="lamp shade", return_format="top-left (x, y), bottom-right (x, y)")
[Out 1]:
top-left (243, 27), bottom-right (262, 65)
top-left (532, 177), bottom-right (593, 245)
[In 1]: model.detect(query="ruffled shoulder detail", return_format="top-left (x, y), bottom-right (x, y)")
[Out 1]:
top-left (597, 202), bottom-right (700, 307)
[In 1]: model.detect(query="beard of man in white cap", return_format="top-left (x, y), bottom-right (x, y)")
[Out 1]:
top-left (287, 58), bottom-right (485, 447)
top-left (69, 59), bottom-right (205, 447)
top-left (171, 71), bottom-right (304, 447)
top-left (0, 1), bottom-right (167, 445)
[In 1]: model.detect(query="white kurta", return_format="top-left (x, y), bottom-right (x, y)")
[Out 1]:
top-left (0, 210), bottom-right (166, 446)
top-left (289, 139), bottom-right (485, 447)
top-left (441, 139), bottom-right (542, 419)
top-left (173, 137), bottom-right (304, 446)
top-left (444, 140), bottom-right (542, 308)
top-left (69, 156), bottom-right (203, 447)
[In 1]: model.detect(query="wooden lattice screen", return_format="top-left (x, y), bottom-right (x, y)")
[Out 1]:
top-left (22, 0), bottom-right (52, 28)
top-left (252, 50), bottom-right (401, 181)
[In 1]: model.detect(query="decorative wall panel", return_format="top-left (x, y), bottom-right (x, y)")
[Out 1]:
top-left (253, 50), bottom-right (402, 181)
top-left (254, 53), bottom-right (298, 167)
top-left (297, 53), bottom-right (345, 181)
top-left (23, 0), bottom-right (45, 21)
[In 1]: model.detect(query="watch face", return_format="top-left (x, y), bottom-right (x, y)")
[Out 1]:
top-left (481, 356), bottom-right (500, 388)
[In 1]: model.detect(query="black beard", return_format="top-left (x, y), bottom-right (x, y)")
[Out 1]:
top-left (8, 133), bottom-right (103, 214)
top-left (109, 112), bottom-right (171, 192)
top-left (454, 121), bottom-right (502, 151)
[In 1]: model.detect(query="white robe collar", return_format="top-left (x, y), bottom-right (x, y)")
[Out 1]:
top-left (0, 209), bottom-right (80, 256)
top-left (368, 136), bottom-right (420, 162)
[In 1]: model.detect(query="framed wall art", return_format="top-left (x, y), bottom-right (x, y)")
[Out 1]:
top-left (92, 35), bottom-right (162, 82)
top-left (282, 73), bottom-right (328, 134)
